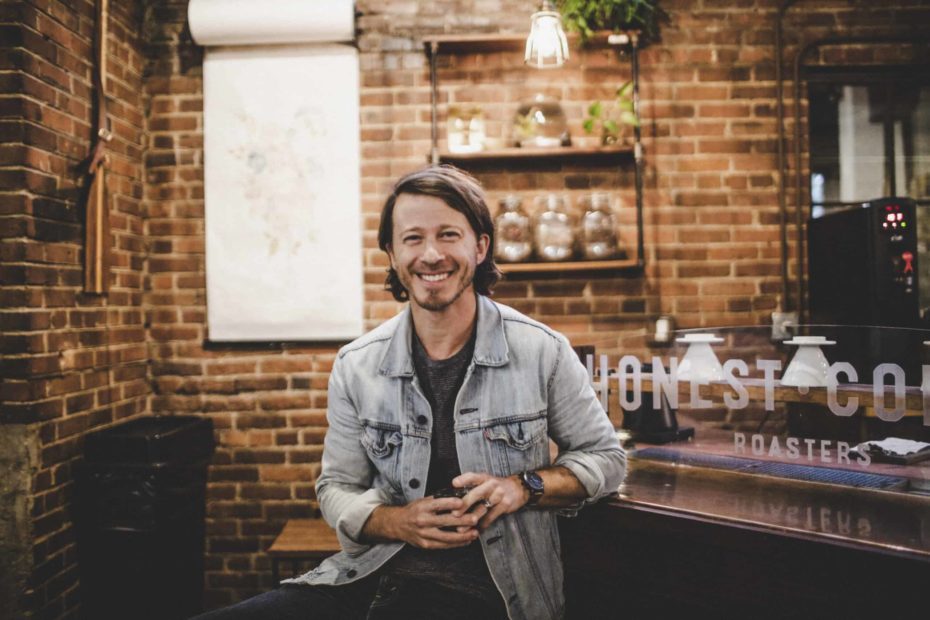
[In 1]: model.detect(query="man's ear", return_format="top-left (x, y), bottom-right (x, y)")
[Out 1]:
top-left (386, 244), bottom-right (396, 270)
top-left (476, 234), bottom-right (490, 264)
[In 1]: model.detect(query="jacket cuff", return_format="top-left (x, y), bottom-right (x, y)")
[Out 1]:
top-left (553, 452), bottom-right (610, 501)
top-left (334, 487), bottom-right (393, 556)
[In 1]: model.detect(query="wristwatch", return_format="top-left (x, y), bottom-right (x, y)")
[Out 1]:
top-left (520, 470), bottom-right (544, 506)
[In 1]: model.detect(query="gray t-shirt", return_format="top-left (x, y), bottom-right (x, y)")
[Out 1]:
top-left (384, 327), bottom-right (501, 607)
top-left (415, 328), bottom-right (473, 494)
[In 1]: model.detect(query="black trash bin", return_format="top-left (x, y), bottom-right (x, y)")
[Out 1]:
top-left (76, 415), bottom-right (215, 620)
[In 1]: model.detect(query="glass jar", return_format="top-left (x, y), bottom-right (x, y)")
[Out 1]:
top-left (511, 94), bottom-right (570, 148)
top-left (579, 193), bottom-right (619, 260)
top-left (447, 106), bottom-right (485, 153)
top-left (494, 196), bottom-right (532, 263)
top-left (534, 194), bottom-right (574, 261)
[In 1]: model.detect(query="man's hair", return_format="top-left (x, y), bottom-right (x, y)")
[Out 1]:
top-left (378, 165), bottom-right (502, 302)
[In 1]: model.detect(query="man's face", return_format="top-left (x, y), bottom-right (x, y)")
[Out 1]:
top-left (387, 193), bottom-right (489, 313)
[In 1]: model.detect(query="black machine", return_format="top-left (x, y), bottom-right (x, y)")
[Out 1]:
top-left (808, 197), bottom-right (920, 328)
top-left (808, 196), bottom-right (922, 387)
top-left (805, 197), bottom-right (928, 441)
top-left (621, 363), bottom-right (694, 444)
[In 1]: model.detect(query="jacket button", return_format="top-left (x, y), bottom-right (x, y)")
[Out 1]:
top-left (346, 569), bottom-right (357, 578)
top-left (416, 415), bottom-right (428, 425)
top-left (409, 478), bottom-right (420, 489)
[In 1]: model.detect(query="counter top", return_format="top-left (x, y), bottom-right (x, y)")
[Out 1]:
top-left (562, 452), bottom-right (930, 616)
top-left (615, 456), bottom-right (930, 561)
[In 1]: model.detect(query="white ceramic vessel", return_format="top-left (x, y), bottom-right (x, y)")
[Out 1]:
top-left (781, 335), bottom-right (836, 387)
top-left (676, 333), bottom-right (724, 382)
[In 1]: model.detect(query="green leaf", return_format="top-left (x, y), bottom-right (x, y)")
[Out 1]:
top-left (604, 119), bottom-right (619, 134)
top-left (582, 118), bottom-right (595, 134)
top-left (619, 111), bottom-right (640, 127)
top-left (588, 101), bottom-right (603, 117)
top-left (617, 81), bottom-right (633, 98)
top-left (558, 0), bottom-right (667, 47)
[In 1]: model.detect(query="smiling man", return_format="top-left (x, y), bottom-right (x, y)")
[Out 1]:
top-left (195, 166), bottom-right (625, 620)
top-left (389, 191), bottom-right (480, 313)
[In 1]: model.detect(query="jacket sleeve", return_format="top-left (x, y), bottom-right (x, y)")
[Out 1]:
top-left (547, 336), bottom-right (627, 510)
top-left (315, 353), bottom-right (391, 556)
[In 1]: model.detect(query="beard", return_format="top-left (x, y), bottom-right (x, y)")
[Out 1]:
top-left (397, 263), bottom-right (476, 312)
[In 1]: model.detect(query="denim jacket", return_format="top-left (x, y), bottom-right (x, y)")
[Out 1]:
top-left (287, 296), bottom-right (626, 620)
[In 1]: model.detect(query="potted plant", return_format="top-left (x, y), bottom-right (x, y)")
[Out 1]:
top-left (582, 81), bottom-right (638, 145)
top-left (556, 0), bottom-right (668, 45)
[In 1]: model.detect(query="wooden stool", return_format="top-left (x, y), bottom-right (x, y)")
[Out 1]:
top-left (268, 519), bottom-right (341, 584)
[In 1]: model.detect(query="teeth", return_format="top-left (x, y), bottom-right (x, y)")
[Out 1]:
top-left (420, 273), bottom-right (449, 282)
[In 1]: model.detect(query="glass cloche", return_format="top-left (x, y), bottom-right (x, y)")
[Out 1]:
top-left (534, 194), bottom-right (575, 261)
top-left (511, 94), bottom-right (570, 148)
top-left (494, 195), bottom-right (533, 263)
top-left (447, 105), bottom-right (485, 153)
top-left (579, 193), bottom-right (620, 259)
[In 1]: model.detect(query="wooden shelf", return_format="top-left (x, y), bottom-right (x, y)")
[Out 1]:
top-left (437, 145), bottom-right (633, 165)
top-left (423, 31), bottom-right (637, 55)
top-left (499, 258), bottom-right (640, 275)
top-left (424, 29), bottom-right (647, 277)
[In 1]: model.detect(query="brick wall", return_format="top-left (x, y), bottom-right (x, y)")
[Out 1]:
top-left (2, 0), bottom-right (930, 616)
top-left (0, 0), bottom-right (148, 617)
top-left (143, 0), bottom-right (930, 609)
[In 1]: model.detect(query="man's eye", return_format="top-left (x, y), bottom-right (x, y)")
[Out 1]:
top-left (403, 235), bottom-right (421, 243)
top-left (441, 231), bottom-right (460, 239)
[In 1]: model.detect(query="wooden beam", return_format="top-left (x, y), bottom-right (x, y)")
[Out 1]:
top-left (83, 0), bottom-right (110, 294)
top-left (83, 165), bottom-right (109, 294)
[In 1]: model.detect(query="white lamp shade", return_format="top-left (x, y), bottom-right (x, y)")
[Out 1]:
top-left (525, 9), bottom-right (569, 68)
top-left (676, 334), bottom-right (724, 382)
top-left (781, 337), bottom-right (835, 387)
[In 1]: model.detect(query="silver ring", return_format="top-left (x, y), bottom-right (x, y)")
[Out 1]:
top-left (482, 499), bottom-right (493, 509)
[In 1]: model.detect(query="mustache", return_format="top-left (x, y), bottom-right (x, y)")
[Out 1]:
top-left (414, 261), bottom-right (456, 271)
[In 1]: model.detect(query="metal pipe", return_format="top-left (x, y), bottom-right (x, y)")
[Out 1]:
top-left (792, 43), bottom-right (805, 322)
top-left (883, 85), bottom-right (896, 196)
top-left (429, 40), bottom-right (439, 165)
top-left (632, 33), bottom-right (645, 267)
top-left (775, 0), bottom-right (800, 313)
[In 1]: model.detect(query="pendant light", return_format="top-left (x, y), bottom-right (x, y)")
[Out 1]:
top-left (524, 0), bottom-right (569, 69)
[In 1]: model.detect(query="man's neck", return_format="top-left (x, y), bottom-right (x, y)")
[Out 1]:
top-left (410, 293), bottom-right (479, 361)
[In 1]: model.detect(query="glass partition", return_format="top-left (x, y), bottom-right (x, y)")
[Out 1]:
top-left (579, 324), bottom-right (930, 557)
top-left (584, 324), bottom-right (930, 495)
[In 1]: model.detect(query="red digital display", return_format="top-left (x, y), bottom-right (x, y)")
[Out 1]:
top-left (882, 206), bottom-right (907, 231)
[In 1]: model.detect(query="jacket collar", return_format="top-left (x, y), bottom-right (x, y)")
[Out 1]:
top-left (379, 295), bottom-right (510, 377)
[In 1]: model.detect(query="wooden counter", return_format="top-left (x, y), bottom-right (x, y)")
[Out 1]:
top-left (560, 455), bottom-right (930, 618)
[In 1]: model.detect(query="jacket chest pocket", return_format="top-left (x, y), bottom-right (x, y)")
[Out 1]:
top-left (482, 413), bottom-right (548, 474)
top-left (360, 423), bottom-right (403, 482)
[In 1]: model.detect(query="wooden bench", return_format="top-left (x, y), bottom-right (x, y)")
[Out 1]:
top-left (267, 519), bottom-right (341, 584)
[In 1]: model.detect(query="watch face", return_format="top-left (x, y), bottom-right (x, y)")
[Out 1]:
top-left (523, 470), bottom-right (544, 494)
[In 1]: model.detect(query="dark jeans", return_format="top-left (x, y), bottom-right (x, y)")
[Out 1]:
top-left (190, 573), bottom-right (509, 620)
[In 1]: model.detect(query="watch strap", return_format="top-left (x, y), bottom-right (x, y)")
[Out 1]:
top-left (520, 470), bottom-right (544, 505)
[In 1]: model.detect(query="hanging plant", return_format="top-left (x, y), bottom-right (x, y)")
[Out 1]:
top-left (557, 0), bottom-right (669, 45)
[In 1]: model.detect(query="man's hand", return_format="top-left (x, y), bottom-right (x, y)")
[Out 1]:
top-left (451, 472), bottom-right (529, 531)
top-left (452, 466), bottom-right (588, 531)
top-left (362, 496), bottom-right (488, 549)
